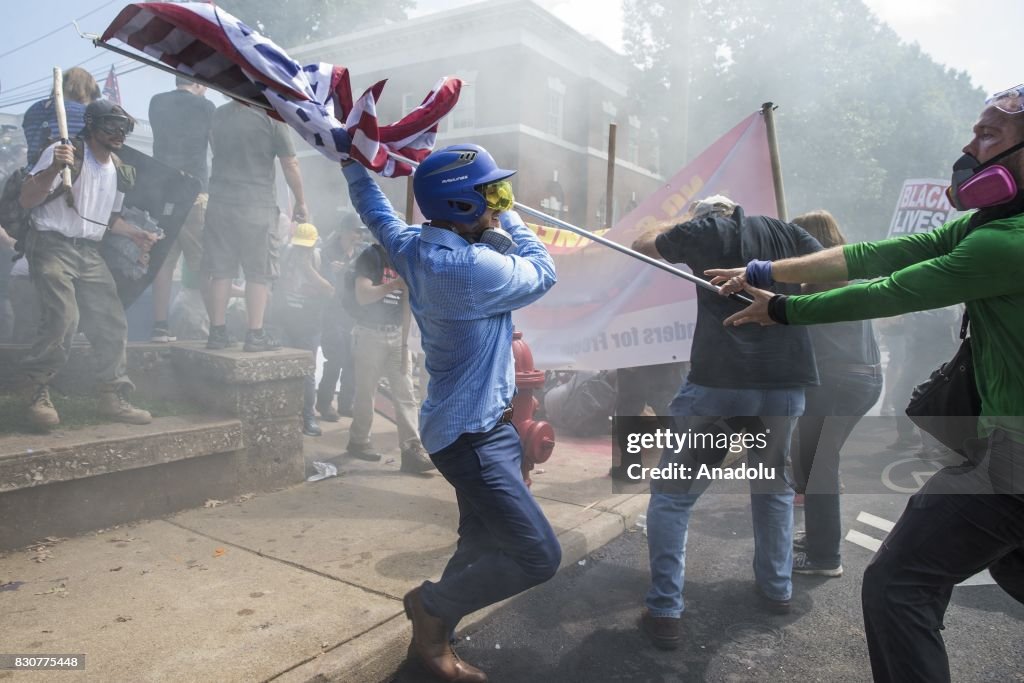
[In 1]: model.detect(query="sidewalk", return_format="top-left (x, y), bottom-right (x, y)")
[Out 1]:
top-left (0, 413), bottom-right (646, 683)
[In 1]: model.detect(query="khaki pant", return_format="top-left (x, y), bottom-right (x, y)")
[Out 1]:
top-left (21, 229), bottom-right (132, 390)
top-left (9, 274), bottom-right (41, 344)
top-left (347, 324), bottom-right (421, 452)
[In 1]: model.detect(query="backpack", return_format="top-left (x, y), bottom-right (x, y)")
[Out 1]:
top-left (0, 138), bottom-right (135, 257)
top-left (341, 243), bottom-right (386, 317)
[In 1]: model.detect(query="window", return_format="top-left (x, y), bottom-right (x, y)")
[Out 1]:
top-left (546, 77), bottom-right (565, 138)
top-left (649, 127), bottom-right (661, 174)
top-left (627, 115), bottom-right (641, 165)
top-left (601, 101), bottom-right (617, 144)
top-left (451, 70), bottom-right (477, 130)
top-left (539, 170), bottom-right (566, 219)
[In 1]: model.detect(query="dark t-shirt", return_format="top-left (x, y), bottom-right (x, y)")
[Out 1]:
top-left (208, 101), bottom-right (295, 208)
top-left (809, 319), bottom-right (881, 379)
top-left (352, 244), bottom-right (403, 326)
top-left (654, 207), bottom-right (822, 389)
top-left (148, 89), bottom-right (215, 191)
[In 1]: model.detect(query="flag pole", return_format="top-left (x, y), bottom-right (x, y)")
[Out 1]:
top-left (77, 27), bottom-right (273, 111)
top-left (512, 202), bottom-right (753, 305)
top-left (605, 123), bottom-right (617, 229)
top-left (761, 102), bottom-right (788, 221)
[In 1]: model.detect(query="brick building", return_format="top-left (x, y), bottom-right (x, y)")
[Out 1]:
top-left (290, 0), bottom-right (665, 230)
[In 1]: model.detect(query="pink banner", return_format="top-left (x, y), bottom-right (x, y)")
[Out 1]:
top-left (514, 111), bottom-right (777, 369)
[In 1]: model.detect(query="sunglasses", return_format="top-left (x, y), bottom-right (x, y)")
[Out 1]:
top-left (986, 84), bottom-right (1024, 115)
top-left (480, 180), bottom-right (515, 212)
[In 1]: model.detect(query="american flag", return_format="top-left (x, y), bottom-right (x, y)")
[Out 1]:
top-left (100, 2), bottom-right (461, 176)
top-left (102, 65), bottom-right (122, 105)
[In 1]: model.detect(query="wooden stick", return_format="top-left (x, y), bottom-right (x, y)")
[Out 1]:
top-left (52, 67), bottom-right (72, 189)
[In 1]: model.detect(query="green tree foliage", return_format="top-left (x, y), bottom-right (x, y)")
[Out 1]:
top-left (623, 0), bottom-right (983, 241)
top-left (217, 0), bottom-right (414, 50)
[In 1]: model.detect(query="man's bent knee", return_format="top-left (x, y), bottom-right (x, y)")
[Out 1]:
top-left (524, 538), bottom-right (562, 584)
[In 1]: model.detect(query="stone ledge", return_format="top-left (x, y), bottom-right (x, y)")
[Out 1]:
top-left (170, 343), bottom-right (312, 385)
top-left (0, 415), bottom-right (243, 493)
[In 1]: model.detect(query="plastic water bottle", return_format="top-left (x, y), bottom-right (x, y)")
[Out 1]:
top-left (635, 513), bottom-right (647, 536)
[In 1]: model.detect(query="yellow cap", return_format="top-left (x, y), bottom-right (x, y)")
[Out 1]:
top-left (292, 222), bottom-right (319, 247)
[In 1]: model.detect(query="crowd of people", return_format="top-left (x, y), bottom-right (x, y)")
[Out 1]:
top-left (0, 63), bottom-right (1021, 683)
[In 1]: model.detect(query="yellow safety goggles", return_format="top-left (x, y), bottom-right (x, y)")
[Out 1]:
top-left (480, 180), bottom-right (515, 212)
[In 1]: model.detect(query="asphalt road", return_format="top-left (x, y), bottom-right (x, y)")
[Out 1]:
top-left (388, 420), bottom-right (1024, 683)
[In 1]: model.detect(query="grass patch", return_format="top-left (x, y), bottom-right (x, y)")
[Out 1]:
top-left (0, 394), bottom-right (201, 435)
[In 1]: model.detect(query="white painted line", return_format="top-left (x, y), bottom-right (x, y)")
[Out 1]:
top-left (958, 570), bottom-right (997, 587)
top-left (846, 529), bottom-right (882, 552)
top-left (857, 511), bottom-right (895, 533)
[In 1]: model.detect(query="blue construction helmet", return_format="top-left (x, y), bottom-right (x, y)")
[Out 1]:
top-left (413, 144), bottom-right (515, 224)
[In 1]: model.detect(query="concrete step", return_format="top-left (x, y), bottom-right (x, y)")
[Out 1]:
top-left (0, 416), bottom-right (244, 551)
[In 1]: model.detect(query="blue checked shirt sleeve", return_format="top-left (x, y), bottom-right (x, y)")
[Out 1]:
top-left (469, 210), bottom-right (556, 317)
top-left (342, 163), bottom-right (409, 254)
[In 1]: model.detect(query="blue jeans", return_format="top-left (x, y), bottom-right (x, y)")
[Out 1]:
top-left (645, 381), bottom-right (804, 618)
top-left (796, 371), bottom-right (882, 566)
top-left (419, 423), bottom-right (562, 629)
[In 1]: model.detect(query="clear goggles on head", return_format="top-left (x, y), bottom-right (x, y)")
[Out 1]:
top-left (986, 84), bottom-right (1024, 115)
top-left (96, 115), bottom-right (134, 136)
top-left (480, 179), bottom-right (515, 212)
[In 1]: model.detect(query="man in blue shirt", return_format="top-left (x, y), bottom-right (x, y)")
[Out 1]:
top-left (21, 67), bottom-right (99, 167)
top-left (342, 144), bottom-right (558, 683)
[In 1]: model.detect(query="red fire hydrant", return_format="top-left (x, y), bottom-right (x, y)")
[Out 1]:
top-left (511, 328), bottom-right (555, 486)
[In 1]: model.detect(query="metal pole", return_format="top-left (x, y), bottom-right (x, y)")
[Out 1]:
top-left (513, 201), bottom-right (752, 305)
top-left (605, 123), bottom-right (616, 229)
top-left (405, 175), bottom-right (415, 223)
top-left (761, 102), bottom-right (788, 221)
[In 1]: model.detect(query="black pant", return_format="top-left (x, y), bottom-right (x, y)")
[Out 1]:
top-left (861, 430), bottom-right (1024, 683)
top-left (318, 311), bottom-right (354, 412)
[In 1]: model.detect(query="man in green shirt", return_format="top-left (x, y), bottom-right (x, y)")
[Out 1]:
top-left (708, 86), bottom-right (1024, 683)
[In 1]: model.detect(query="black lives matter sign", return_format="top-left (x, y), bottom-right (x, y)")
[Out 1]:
top-left (887, 178), bottom-right (960, 237)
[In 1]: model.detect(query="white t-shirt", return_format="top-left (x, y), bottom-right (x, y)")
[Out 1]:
top-left (30, 142), bottom-right (125, 241)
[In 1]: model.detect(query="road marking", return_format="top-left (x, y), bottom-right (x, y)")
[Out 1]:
top-left (881, 457), bottom-right (943, 493)
top-left (846, 511), bottom-right (997, 587)
top-left (845, 529), bottom-right (882, 552)
top-left (856, 511), bottom-right (895, 533)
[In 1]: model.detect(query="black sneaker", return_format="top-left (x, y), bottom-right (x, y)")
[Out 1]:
top-left (302, 416), bottom-right (322, 437)
top-left (793, 530), bottom-right (807, 552)
top-left (206, 327), bottom-right (235, 350)
top-left (243, 329), bottom-right (281, 352)
top-left (793, 551), bottom-right (843, 577)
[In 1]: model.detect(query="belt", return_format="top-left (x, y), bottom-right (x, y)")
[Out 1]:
top-left (498, 405), bottom-right (514, 425)
top-left (838, 363), bottom-right (882, 378)
top-left (39, 230), bottom-right (99, 249)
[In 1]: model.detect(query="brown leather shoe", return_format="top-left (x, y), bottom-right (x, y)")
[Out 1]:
top-left (639, 609), bottom-right (680, 650)
top-left (403, 587), bottom-right (487, 682)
